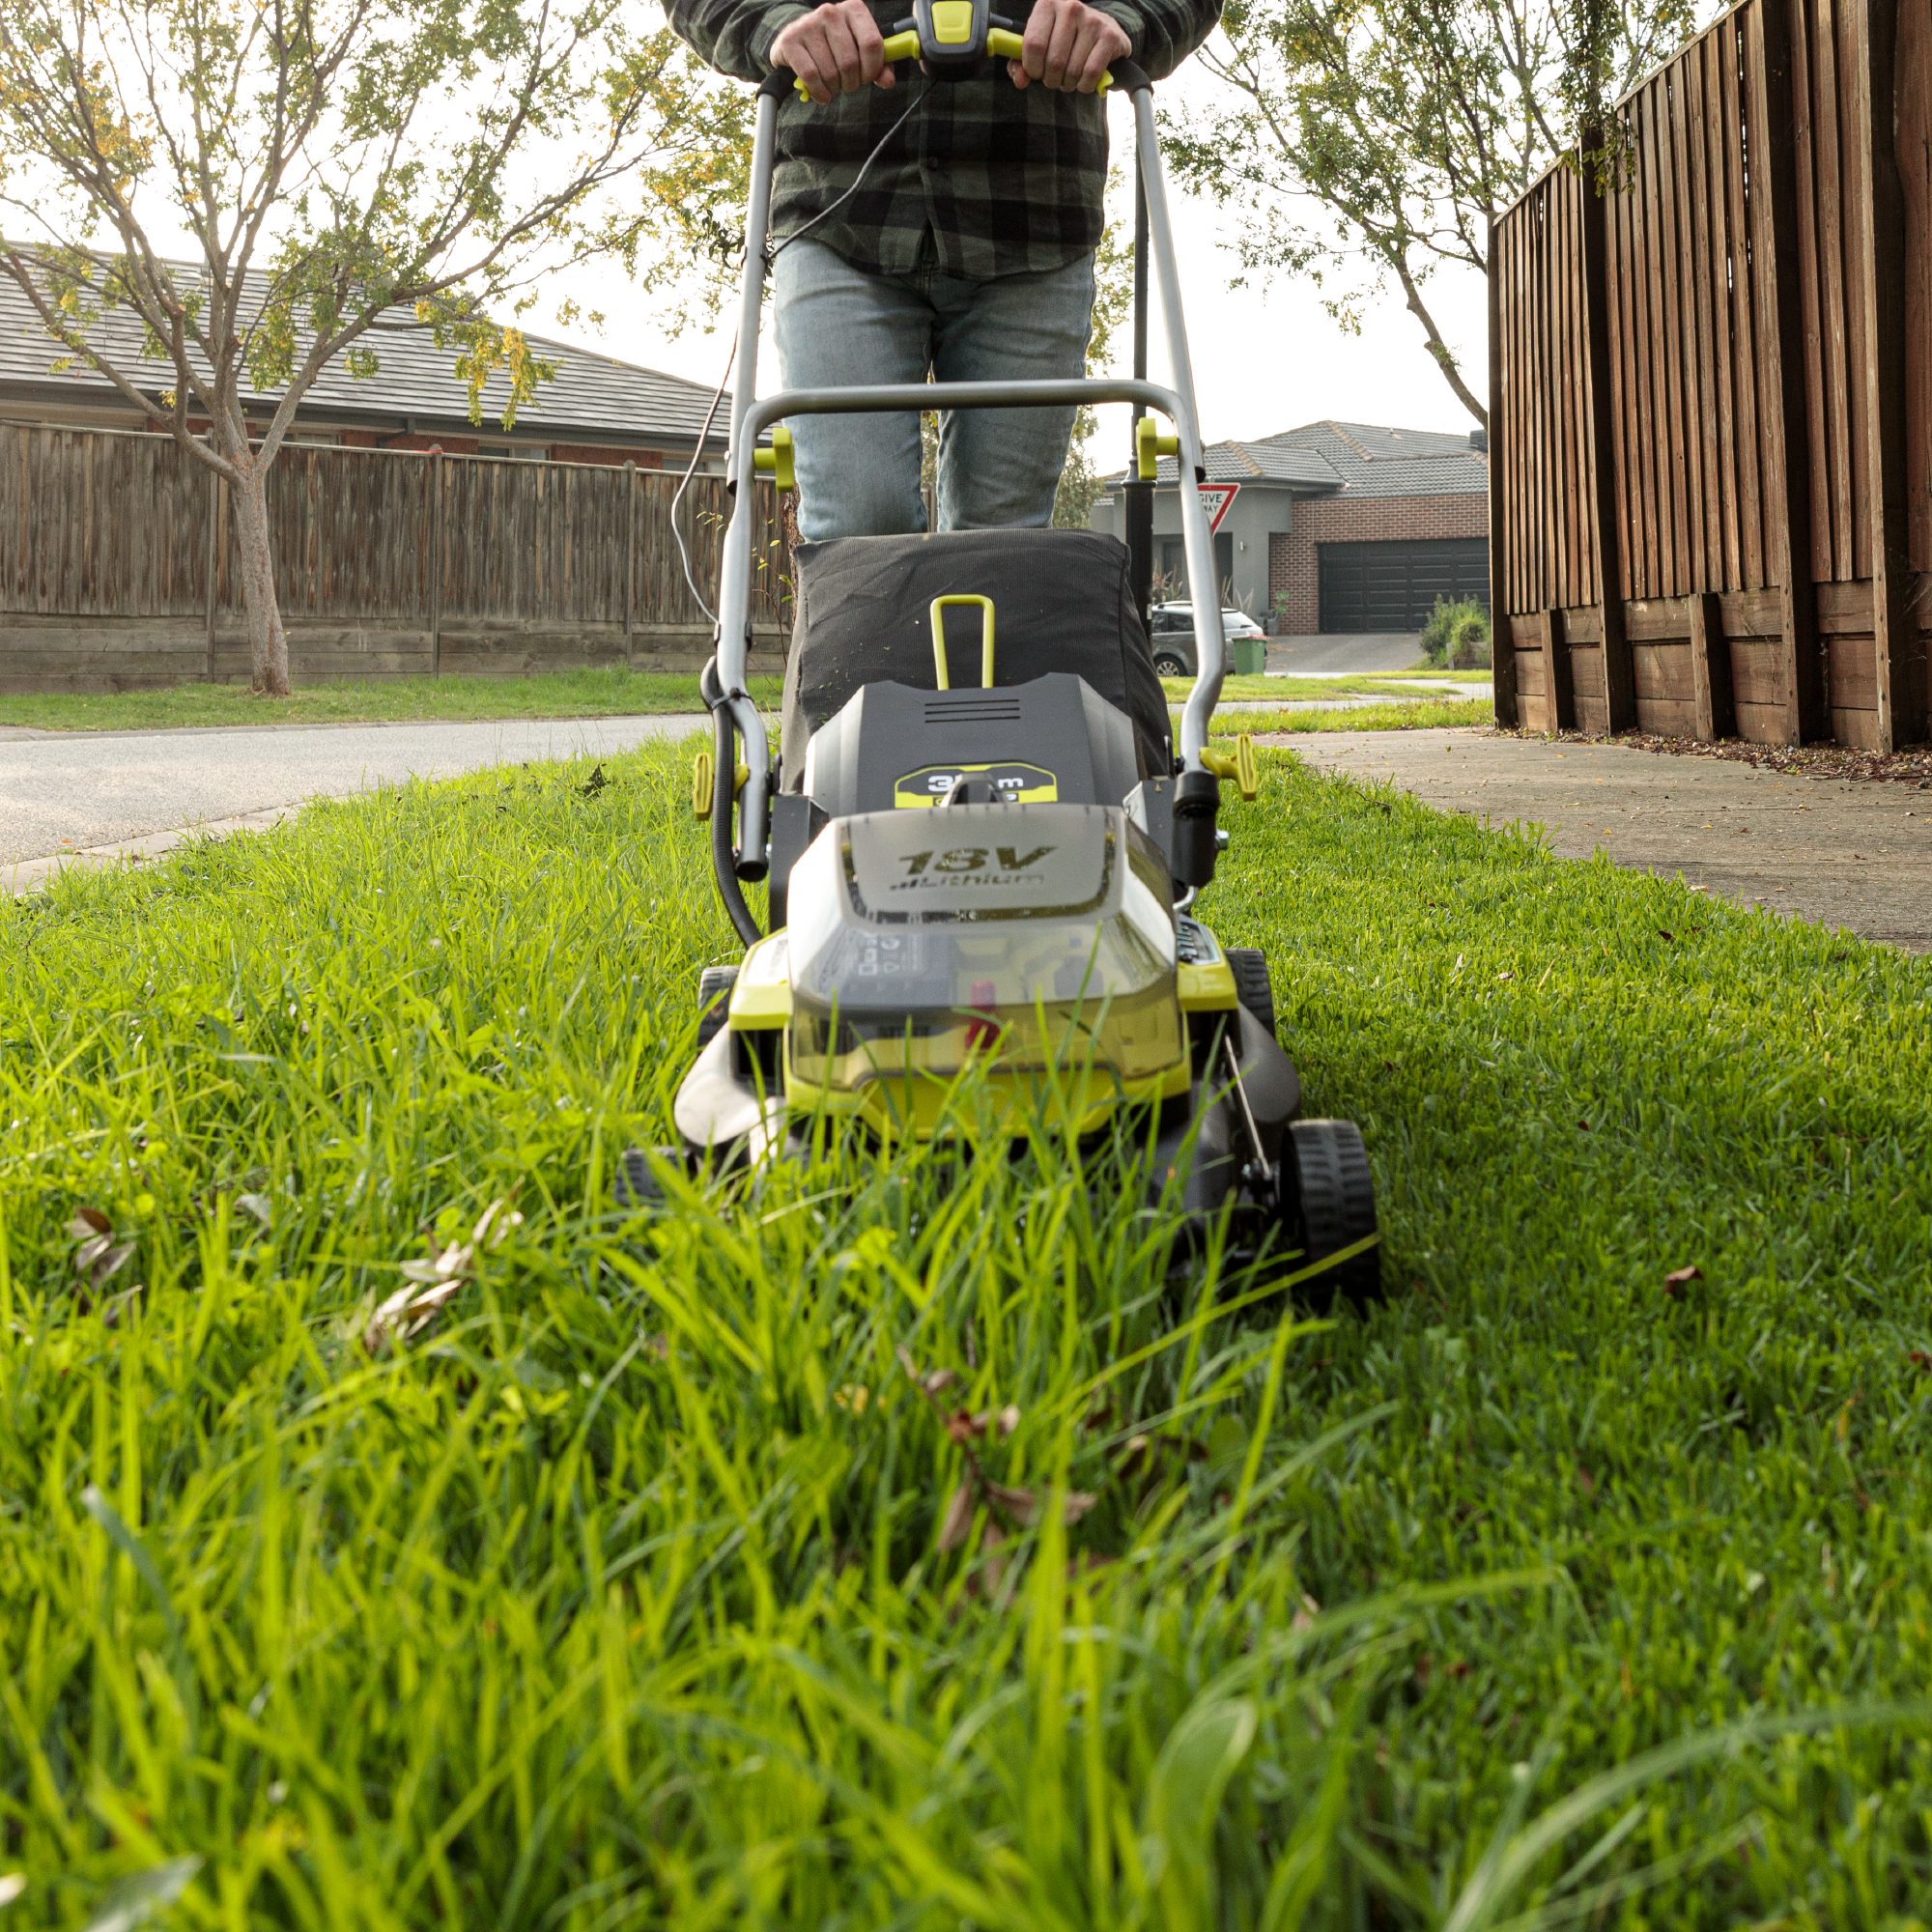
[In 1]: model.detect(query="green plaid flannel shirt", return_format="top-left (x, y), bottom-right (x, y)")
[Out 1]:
top-left (666, 0), bottom-right (1220, 279)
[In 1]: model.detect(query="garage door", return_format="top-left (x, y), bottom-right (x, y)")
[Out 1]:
top-left (1318, 537), bottom-right (1490, 633)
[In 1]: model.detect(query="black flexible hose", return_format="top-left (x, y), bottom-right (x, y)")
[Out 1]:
top-left (701, 656), bottom-right (764, 949)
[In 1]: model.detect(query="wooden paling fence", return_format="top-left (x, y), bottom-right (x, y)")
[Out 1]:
top-left (0, 424), bottom-right (791, 691)
top-left (1489, 0), bottom-right (1930, 750)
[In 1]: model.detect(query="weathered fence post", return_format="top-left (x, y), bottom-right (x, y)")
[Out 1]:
top-left (1578, 138), bottom-right (1636, 732)
top-left (1689, 590), bottom-right (1736, 738)
top-left (429, 449), bottom-right (444, 677)
top-left (1542, 608), bottom-right (1577, 730)
top-left (1488, 219), bottom-right (1517, 727)
top-left (1855, 0), bottom-right (1921, 751)
top-left (1747, 0), bottom-right (1825, 746)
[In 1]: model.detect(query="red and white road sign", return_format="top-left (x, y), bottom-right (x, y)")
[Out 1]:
top-left (1199, 482), bottom-right (1238, 532)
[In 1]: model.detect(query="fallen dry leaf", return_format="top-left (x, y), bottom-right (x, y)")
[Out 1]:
top-left (1908, 1350), bottom-right (1932, 1374)
top-left (366, 1196), bottom-right (524, 1351)
top-left (1663, 1264), bottom-right (1703, 1297)
top-left (937, 1480), bottom-right (976, 1552)
top-left (983, 1482), bottom-right (1097, 1529)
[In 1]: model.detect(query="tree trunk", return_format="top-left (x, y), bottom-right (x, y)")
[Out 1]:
top-left (229, 448), bottom-right (291, 696)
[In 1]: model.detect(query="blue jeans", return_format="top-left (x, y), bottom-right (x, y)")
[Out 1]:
top-left (771, 239), bottom-right (1095, 540)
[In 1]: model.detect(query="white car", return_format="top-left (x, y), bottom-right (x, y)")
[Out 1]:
top-left (1148, 603), bottom-right (1266, 678)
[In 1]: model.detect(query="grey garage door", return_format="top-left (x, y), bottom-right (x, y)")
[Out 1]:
top-left (1318, 537), bottom-right (1490, 633)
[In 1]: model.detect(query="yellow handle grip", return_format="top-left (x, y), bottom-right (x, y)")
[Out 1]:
top-left (986, 27), bottom-right (1111, 85)
top-left (929, 594), bottom-right (995, 691)
top-left (794, 30), bottom-right (923, 94)
top-left (752, 424), bottom-right (795, 491)
top-left (792, 30), bottom-right (1109, 96)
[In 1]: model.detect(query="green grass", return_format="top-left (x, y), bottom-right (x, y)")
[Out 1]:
top-left (1160, 673), bottom-right (1485, 705)
top-left (0, 669), bottom-right (1484, 735)
top-left (3, 742), bottom-right (1931, 1926)
top-left (0, 668), bottom-right (785, 732)
top-left (1196, 696), bottom-right (1494, 735)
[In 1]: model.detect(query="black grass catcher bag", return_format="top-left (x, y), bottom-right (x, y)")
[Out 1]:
top-left (779, 528), bottom-right (1172, 791)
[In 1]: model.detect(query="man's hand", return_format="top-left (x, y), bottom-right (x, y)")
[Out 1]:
top-left (773, 0), bottom-right (897, 102)
top-left (1009, 0), bottom-right (1130, 92)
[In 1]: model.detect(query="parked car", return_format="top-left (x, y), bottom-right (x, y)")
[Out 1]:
top-left (1147, 603), bottom-right (1266, 678)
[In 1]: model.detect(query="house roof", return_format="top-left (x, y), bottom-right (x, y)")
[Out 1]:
top-left (1108, 419), bottom-right (1490, 497)
top-left (0, 261), bottom-right (733, 448)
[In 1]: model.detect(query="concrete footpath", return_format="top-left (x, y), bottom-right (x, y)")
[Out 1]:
top-left (3, 713), bottom-right (711, 890)
top-left (1282, 726), bottom-right (1932, 952)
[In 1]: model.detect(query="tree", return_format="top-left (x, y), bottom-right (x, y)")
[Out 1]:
top-left (0, 0), bottom-right (748, 694)
top-left (1160, 0), bottom-right (1701, 425)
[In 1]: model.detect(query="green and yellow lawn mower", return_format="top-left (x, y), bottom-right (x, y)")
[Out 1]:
top-left (623, 25), bottom-right (1379, 1305)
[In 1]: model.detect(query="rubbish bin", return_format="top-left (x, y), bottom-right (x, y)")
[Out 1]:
top-left (1232, 637), bottom-right (1266, 676)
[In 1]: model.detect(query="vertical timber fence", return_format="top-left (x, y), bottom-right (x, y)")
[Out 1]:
top-left (1490, 0), bottom-right (1930, 750)
top-left (0, 425), bottom-right (791, 691)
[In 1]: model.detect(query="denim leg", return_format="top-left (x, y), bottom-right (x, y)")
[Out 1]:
top-left (770, 239), bottom-right (931, 542)
top-left (930, 252), bottom-right (1095, 530)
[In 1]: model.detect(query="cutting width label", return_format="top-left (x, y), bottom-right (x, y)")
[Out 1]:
top-left (893, 761), bottom-right (1058, 809)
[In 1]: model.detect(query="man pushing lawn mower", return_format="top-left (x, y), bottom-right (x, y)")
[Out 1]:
top-left (628, 0), bottom-right (1383, 1311)
top-left (666, 0), bottom-right (1219, 537)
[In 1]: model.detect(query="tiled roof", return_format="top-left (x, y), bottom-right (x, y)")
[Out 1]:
top-left (1104, 418), bottom-right (1487, 497)
top-left (1106, 437), bottom-right (1343, 489)
top-left (0, 261), bottom-right (733, 447)
top-left (1246, 420), bottom-right (1490, 497)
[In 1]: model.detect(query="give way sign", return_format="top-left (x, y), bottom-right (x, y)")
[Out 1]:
top-left (1199, 482), bottom-right (1238, 532)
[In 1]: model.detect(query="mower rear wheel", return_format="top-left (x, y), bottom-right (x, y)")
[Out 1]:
top-left (1153, 652), bottom-right (1187, 679)
top-left (1287, 1118), bottom-right (1380, 1310)
top-left (614, 1146), bottom-right (680, 1210)
top-left (696, 964), bottom-right (738, 1050)
top-left (1226, 947), bottom-right (1276, 1037)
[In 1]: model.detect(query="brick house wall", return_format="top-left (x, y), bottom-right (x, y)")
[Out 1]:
top-left (1269, 492), bottom-right (1489, 635)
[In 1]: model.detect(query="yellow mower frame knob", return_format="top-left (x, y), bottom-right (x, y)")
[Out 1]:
top-left (1202, 733), bottom-right (1259, 802)
top-left (1135, 414), bottom-right (1179, 481)
top-left (692, 752), bottom-right (751, 818)
top-left (753, 425), bottom-right (796, 492)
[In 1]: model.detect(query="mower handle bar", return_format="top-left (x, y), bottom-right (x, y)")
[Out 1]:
top-left (778, 28), bottom-right (1116, 97)
top-left (709, 74), bottom-right (1225, 923)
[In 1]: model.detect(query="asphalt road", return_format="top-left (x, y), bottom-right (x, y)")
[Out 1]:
top-left (1264, 634), bottom-right (1425, 675)
top-left (1283, 726), bottom-right (1932, 952)
top-left (1, 713), bottom-right (712, 877)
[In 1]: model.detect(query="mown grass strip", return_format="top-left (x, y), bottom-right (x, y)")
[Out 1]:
top-left (0, 739), bottom-right (1928, 1926)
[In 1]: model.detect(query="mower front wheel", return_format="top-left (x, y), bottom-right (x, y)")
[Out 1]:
top-left (1226, 947), bottom-right (1276, 1037)
top-left (1286, 1118), bottom-right (1379, 1311)
top-left (696, 964), bottom-right (738, 1050)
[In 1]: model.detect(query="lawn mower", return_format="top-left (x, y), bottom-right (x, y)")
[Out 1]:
top-left (625, 20), bottom-right (1379, 1303)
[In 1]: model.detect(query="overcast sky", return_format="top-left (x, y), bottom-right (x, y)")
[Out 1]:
top-left (530, 39), bottom-right (1492, 459)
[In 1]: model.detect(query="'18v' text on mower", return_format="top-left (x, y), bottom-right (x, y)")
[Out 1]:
top-left (630, 22), bottom-right (1379, 1305)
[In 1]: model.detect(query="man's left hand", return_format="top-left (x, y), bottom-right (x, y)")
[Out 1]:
top-left (1009, 0), bottom-right (1130, 92)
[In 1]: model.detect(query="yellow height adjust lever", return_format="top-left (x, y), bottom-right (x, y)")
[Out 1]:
top-left (1136, 414), bottom-right (1179, 480)
top-left (752, 426), bottom-right (795, 492)
top-left (1202, 733), bottom-right (1259, 802)
top-left (929, 595), bottom-right (995, 691)
top-left (692, 752), bottom-right (752, 818)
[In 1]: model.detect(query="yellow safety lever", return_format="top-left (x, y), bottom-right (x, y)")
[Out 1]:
top-left (794, 24), bottom-right (1111, 94)
top-left (752, 425), bottom-right (795, 492)
top-left (929, 594), bottom-right (996, 690)
top-left (692, 752), bottom-right (751, 818)
top-left (1136, 414), bottom-right (1179, 480)
top-left (1201, 733), bottom-right (1259, 802)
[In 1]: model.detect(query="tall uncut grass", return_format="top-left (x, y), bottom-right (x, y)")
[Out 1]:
top-left (2, 742), bottom-right (1929, 1927)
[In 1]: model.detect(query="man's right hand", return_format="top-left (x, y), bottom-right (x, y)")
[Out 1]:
top-left (772, 1), bottom-right (897, 101)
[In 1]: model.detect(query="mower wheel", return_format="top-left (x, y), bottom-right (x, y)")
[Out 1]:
top-left (1287, 1119), bottom-right (1380, 1310)
top-left (1153, 652), bottom-right (1187, 679)
top-left (696, 964), bottom-right (738, 1050)
top-left (614, 1146), bottom-right (680, 1210)
top-left (1226, 947), bottom-right (1276, 1037)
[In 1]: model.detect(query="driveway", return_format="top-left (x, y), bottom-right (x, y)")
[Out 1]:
top-left (1280, 726), bottom-right (1932, 952)
top-left (1264, 633), bottom-right (1424, 675)
top-left (2, 713), bottom-right (711, 887)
